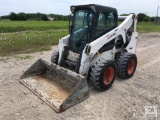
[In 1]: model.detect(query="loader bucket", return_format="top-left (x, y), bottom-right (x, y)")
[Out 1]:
top-left (20, 59), bottom-right (89, 112)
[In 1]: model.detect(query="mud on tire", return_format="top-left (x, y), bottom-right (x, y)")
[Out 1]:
top-left (117, 52), bottom-right (137, 79)
top-left (90, 60), bottom-right (116, 91)
top-left (51, 49), bottom-right (59, 64)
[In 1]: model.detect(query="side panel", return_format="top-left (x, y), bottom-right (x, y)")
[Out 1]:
top-left (79, 48), bottom-right (90, 75)
top-left (90, 50), bottom-right (113, 67)
top-left (126, 32), bottom-right (138, 54)
top-left (88, 14), bottom-right (134, 59)
top-left (58, 35), bottom-right (70, 64)
top-left (79, 49), bottom-right (113, 76)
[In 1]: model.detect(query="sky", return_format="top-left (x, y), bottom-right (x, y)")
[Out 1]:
top-left (0, 0), bottom-right (159, 17)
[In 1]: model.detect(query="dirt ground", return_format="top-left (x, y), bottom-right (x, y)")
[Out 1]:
top-left (0, 33), bottom-right (160, 120)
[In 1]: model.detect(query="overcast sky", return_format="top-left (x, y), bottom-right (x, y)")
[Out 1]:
top-left (0, 0), bottom-right (159, 16)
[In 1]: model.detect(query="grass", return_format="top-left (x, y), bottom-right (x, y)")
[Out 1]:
top-left (0, 55), bottom-right (33, 62)
top-left (0, 20), bottom-right (68, 33)
top-left (0, 30), bottom-right (68, 56)
top-left (14, 55), bottom-right (33, 60)
top-left (0, 57), bottom-right (10, 63)
top-left (0, 20), bottom-right (69, 56)
top-left (0, 20), bottom-right (160, 56)
top-left (137, 22), bottom-right (160, 33)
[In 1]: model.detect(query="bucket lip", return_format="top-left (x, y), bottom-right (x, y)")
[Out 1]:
top-left (41, 59), bottom-right (85, 79)
top-left (20, 59), bottom-right (85, 80)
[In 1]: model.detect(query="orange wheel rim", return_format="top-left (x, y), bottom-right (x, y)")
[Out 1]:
top-left (104, 67), bottom-right (114, 85)
top-left (128, 59), bottom-right (136, 74)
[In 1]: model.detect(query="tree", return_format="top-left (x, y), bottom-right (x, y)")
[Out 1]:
top-left (137, 13), bottom-right (146, 22)
top-left (41, 15), bottom-right (49, 21)
top-left (18, 12), bottom-right (27, 21)
top-left (1, 15), bottom-right (9, 19)
top-left (10, 12), bottom-right (19, 20)
top-left (143, 16), bottom-right (150, 22)
top-left (4, 12), bottom-right (70, 21)
top-left (150, 17), bottom-right (155, 22)
top-left (120, 14), bottom-right (130, 16)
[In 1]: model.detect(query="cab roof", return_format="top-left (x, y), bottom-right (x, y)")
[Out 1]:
top-left (70, 4), bottom-right (117, 13)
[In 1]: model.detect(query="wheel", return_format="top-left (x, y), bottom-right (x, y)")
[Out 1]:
top-left (51, 49), bottom-right (59, 64)
top-left (117, 52), bottom-right (137, 79)
top-left (90, 60), bottom-right (116, 91)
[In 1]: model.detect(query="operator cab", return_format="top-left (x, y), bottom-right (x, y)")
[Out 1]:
top-left (69, 4), bottom-right (118, 52)
top-left (60, 4), bottom-right (118, 72)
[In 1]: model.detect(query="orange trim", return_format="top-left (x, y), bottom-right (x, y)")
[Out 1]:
top-left (104, 67), bottom-right (114, 85)
top-left (128, 59), bottom-right (136, 74)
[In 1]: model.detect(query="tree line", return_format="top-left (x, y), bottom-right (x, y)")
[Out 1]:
top-left (0, 12), bottom-right (70, 21)
top-left (137, 13), bottom-right (155, 22)
top-left (0, 12), bottom-right (156, 22)
top-left (121, 13), bottom-right (155, 22)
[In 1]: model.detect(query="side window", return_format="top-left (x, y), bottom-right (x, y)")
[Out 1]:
top-left (107, 12), bottom-right (115, 28)
top-left (96, 12), bottom-right (115, 38)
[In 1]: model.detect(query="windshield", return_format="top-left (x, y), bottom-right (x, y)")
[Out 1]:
top-left (70, 10), bottom-right (94, 51)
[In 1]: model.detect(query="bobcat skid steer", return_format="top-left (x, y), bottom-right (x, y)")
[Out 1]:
top-left (20, 4), bottom-right (138, 112)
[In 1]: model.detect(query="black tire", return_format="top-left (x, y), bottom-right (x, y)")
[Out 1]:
top-left (117, 52), bottom-right (137, 79)
top-left (51, 49), bottom-right (59, 64)
top-left (90, 60), bottom-right (116, 91)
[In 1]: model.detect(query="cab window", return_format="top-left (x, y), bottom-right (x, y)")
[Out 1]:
top-left (95, 12), bottom-right (116, 38)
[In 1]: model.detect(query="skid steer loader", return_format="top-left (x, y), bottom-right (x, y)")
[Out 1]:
top-left (20, 4), bottom-right (138, 112)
